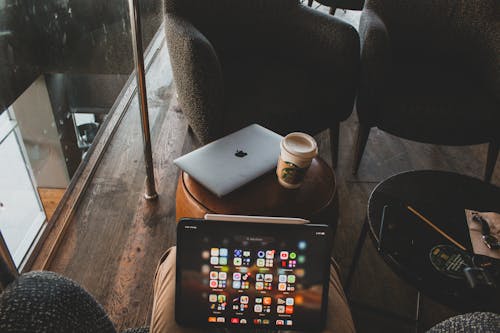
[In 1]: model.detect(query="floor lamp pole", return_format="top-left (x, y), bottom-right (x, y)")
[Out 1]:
top-left (128, 0), bottom-right (158, 200)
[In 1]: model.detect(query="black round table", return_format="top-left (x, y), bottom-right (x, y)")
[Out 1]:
top-left (346, 170), bottom-right (500, 317)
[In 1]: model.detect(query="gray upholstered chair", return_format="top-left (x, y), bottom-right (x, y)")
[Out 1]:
top-left (427, 312), bottom-right (500, 333)
top-left (0, 271), bottom-right (148, 333)
top-left (353, 0), bottom-right (499, 182)
top-left (165, 0), bottom-right (360, 167)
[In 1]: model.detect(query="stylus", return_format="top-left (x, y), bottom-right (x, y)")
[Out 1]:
top-left (204, 214), bottom-right (310, 224)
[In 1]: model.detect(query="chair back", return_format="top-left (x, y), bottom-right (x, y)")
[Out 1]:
top-left (365, 0), bottom-right (497, 63)
top-left (165, 0), bottom-right (298, 23)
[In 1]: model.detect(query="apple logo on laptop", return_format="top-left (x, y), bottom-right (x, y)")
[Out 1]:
top-left (235, 150), bottom-right (248, 158)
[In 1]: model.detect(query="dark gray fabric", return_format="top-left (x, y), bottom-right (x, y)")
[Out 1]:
top-left (0, 271), bottom-right (116, 333)
top-left (357, 0), bottom-right (499, 145)
top-left (427, 312), bottom-right (500, 333)
top-left (165, 0), bottom-right (359, 144)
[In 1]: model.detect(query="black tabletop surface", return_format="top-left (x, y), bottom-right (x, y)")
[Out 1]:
top-left (367, 170), bottom-right (500, 312)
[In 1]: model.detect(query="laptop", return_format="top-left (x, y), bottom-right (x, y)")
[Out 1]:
top-left (174, 124), bottom-right (282, 197)
top-left (175, 218), bottom-right (333, 331)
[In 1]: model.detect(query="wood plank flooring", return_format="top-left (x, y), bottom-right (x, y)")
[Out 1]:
top-left (37, 188), bottom-right (66, 221)
top-left (34, 20), bottom-right (499, 333)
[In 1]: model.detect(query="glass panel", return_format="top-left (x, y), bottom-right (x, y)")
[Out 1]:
top-left (0, 120), bottom-right (45, 267)
top-left (0, 0), bottom-right (164, 265)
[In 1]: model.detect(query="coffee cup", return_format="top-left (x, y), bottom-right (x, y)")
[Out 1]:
top-left (276, 132), bottom-right (318, 189)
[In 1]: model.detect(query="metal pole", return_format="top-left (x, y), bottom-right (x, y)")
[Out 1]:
top-left (128, 0), bottom-right (158, 200)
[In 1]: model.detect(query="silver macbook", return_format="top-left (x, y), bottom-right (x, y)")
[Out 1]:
top-left (174, 124), bottom-right (282, 197)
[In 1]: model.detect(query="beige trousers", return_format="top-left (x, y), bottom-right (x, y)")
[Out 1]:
top-left (151, 247), bottom-right (355, 333)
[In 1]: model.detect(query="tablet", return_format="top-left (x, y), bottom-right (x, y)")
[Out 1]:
top-left (176, 218), bottom-right (333, 331)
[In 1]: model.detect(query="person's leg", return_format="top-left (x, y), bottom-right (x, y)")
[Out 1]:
top-left (151, 247), bottom-right (204, 333)
top-left (151, 247), bottom-right (355, 333)
top-left (322, 258), bottom-right (356, 333)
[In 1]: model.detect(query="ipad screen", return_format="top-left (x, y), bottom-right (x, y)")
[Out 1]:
top-left (176, 219), bottom-right (332, 331)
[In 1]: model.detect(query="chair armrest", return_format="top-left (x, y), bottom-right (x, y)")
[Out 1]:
top-left (165, 13), bottom-right (224, 144)
top-left (480, 29), bottom-right (499, 103)
top-left (357, 8), bottom-right (392, 123)
top-left (286, 5), bottom-right (360, 77)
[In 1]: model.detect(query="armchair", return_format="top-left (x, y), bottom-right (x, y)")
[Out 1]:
top-left (165, 0), bottom-right (360, 167)
top-left (0, 271), bottom-right (148, 333)
top-left (353, 0), bottom-right (499, 181)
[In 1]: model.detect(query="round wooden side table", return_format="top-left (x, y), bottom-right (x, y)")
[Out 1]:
top-left (175, 157), bottom-right (338, 228)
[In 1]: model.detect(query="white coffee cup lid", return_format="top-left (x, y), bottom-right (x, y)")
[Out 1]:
top-left (282, 132), bottom-right (318, 159)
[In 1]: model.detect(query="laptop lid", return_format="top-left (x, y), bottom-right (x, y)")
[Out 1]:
top-left (176, 218), bottom-right (333, 331)
top-left (174, 124), bottom-right (282, 197)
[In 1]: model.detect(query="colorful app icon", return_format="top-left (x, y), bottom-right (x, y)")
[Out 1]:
top-left (218, 295), bottom-right (226, 303)
top-left (219, 272), bottom-right (227, 280)
top-left (210, 271), bottom-right (218, 279)
top-left (219, 248), bottom-right (228, 257)
top-left (257, 251), bottom-right (265, 258)
top-left (217, 317), bottom-right (225, 323)
top-left (234, 249), bottom-right (242, 257)
top-left (243, 251), bottom-right (250, 257)
top-left (210, 257), bottom-right (219, 265)
top-left (209, 294), bottom-right (217, 302)
top-left (230, 318), bottom-right (239, 324)
top-left (254, 319), bottom-right (262, 324)
top-left (263, 319), bottom-right (270, 325)
top-left (279, 275), bottom-right (287, 283)
top-left (233, 258), bottom-right (242, 266)
top-left (286, 297), bottom-right (294, 305)
top-left (219, 257), bottom-right (228, 265)
top-left (240, 319), bottom-right (247, 324)
top-left (288, 260), bottom-right (297, 268)
top-left (255, 282), bottom-right (264, 290)
top-left (286, 320), bottom-right (293, 326)
top-left (277, 298), bottom-right (286, 305)
top-left (242, 258), bottom-right (251, 266)
top-left (277, 305), bottom-right (285, 313)
top-left (211, 248), bottom-right (219, 256)
top-left (278, 283), bottom-right (286, 291)
top-left (208, 317), bottom-right (217, 322)
top-left (254, 304), bottom-right (262, 313)
top-left (241, 281), bottom-right (250, 289)
top-left (233, 272), bottom-right (241, 281)
top-left (264, 274), bottom-right (273, 282)
top-left (210, 280), bottom-right (218, 288)
top-left (256, 273), bottom-right (264, 281)
top-left (266, 250), bottom-right (275, 259)
top-left (256, 259), bottom-right (265, 267)
top-left (265, 259), bottom-right (273, 267)
top-left (280, 251), bottom-right (289, 260)
top-left (255, 297), bottom-right (262, 303)
top-left (232, 281), bottom-right (241, 289)
top-left (289, 252), bottom-right (297, 259)
top-left (287, 275), bottom-right (296, 283)
top-left (240, 296), bottom-right (249, 304)
top-left (285, 306), bottom-right (294, 314)
top-left (263, 297), bottom-right (272, 305)
top-left (276, 320), bottom-right (284, 325)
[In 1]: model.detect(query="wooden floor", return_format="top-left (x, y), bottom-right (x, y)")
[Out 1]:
top-left (33, 22), bottom-right (499, 333)
top-left (38, 188), bottom-right (66, 221)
